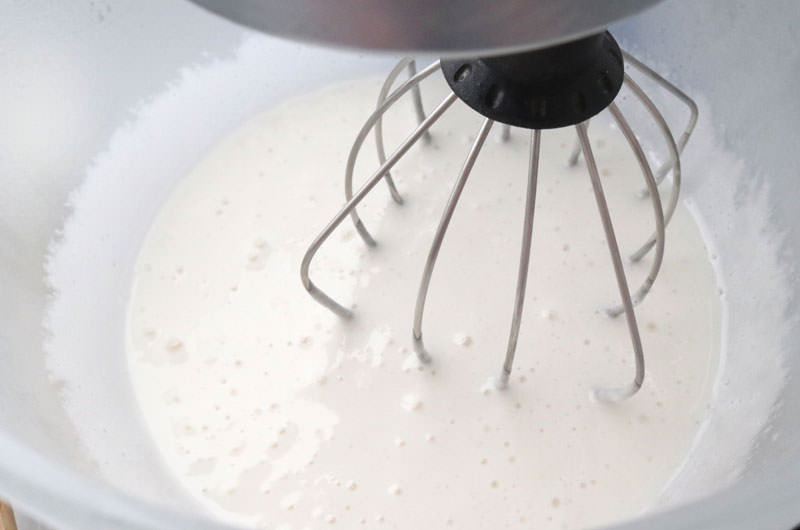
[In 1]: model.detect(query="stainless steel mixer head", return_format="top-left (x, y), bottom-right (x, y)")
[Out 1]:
top-left (188, 0), bottom-right (663, 56)
top-left (299, 45), bottom-right (697, 402)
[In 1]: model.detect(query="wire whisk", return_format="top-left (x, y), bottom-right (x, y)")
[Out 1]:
top-left (300, 36), bottom-right (697, 402)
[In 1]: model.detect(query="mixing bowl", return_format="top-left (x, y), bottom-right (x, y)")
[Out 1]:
top-left (0, 0), bottom-right (798, 529)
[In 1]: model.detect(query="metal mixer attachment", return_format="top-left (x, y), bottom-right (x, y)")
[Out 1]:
top-left (300, 32), bottom-right (697, 402)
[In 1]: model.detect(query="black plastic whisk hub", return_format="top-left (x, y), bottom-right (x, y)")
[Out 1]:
top-left (441, 32), bottom-right (624, 130)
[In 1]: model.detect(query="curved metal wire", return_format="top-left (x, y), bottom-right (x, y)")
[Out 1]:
top-left (605, 102), bottom-right (666, 318)
top-left (344, 60), bottom-right (442, 247)
top-left (622, 51), bottom-right (698, 195)
top-left (624, 74), bottom-right (682, 263)
top-left (405, 59), bottom-right (431, 142)
top-left (577, 122), bottom-right (645, 403)
top-left (498, 129), bottom-right (540, 388)
top-left (412, 118), bottom-right (494, 363)
top-left (568, 49), bottom-right (698, 194)
top-left (301, 92), bottom-right (458, 318)
top-left (569, 72), bottom-right (683, 272)
top-left (374, 59), bottom-right (414, 205)
top-left (373, 58), bottom-right (431, 207)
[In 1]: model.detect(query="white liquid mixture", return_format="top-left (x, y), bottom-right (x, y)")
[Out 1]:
top-left (125, 77), bottom-right (720, 529)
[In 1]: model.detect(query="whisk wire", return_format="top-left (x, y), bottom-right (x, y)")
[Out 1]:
top-left (413, 118), bottom-right (495, 363)
top-left (345, 60), bottom-right (442, 247)
top-left (498, 129), bottom-right (541, 388)
top-left (577, 122), bottom-right (645, 401)
top-left (567, 49), bottom-right (697, 198)
top-left (373, 58), bottom-right (432, 208)
top-left (406, 60), bottom-right (431, 143)
top-left (568, 72), bottom-right (680, 271)
top-left (621, 51), bottom-right (698, 195)
top-left (374, 58), bottom-right (416, 205)
top-left (623, 74), bottom-right (682, 263)
top-left (605, 102), bottom-right (666, 318)
top-left (301, 92), bottom-right (458, 318)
